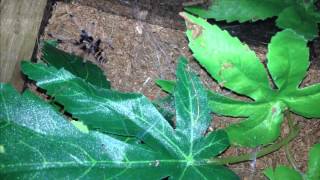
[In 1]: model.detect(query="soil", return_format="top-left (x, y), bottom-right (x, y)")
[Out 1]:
top-left (39, 0), bottom-right (320, 179)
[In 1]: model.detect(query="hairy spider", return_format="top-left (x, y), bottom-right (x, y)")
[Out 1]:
top-left (47, 3), bottom-right (113, 64)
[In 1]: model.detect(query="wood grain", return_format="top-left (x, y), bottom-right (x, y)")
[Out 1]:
top-left (0, 0), bottom-right (48, 90)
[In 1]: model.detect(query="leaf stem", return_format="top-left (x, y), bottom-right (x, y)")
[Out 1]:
top-left (209, 123), bottom-right (300, 165)
top-left (284, 113), bottom-right (304, 177)
top-left (285, 144), bottom-right (301, 173)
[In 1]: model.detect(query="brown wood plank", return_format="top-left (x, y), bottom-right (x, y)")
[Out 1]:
top-left (0, 0), bottom-right (48, 90)
top-left (76, 0), bottom-right (191, 30)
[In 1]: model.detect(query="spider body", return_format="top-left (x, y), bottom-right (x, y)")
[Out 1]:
top-left (47, 4), bottom-right (111, 64)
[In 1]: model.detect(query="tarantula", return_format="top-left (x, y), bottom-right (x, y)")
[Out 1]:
top-left (48, 4), bottom-right (113, 64)
top-left (74, 27), bottom-right (108, 64)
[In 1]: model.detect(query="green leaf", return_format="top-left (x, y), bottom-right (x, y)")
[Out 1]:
top-left (207, 91), bottom-right (268, 117)
top-left (41, 41), bottom-right (110, 89)
top-left (307, 144), bottom-right (320, 180)
top-left (185, 0), bottom-right (320, 40)
top-left (226, 102), bottom-right (285, 146)
top-left (0, 84), bottom-right (167, 179)
top-left (152, 95), bottom-right (175, 126)
top-left (276, 6), bottom-right (319, 40)
top-left (174, 57), bottom-right (211, 139)
top-left (263, 166), bottom-right (302, 180)
top-left (281, 84), bottom-right (320, 118)
top-left (185, 0), bottom-right (289, 22)
top-left (155, 81), bottom-right (267, 117)
top-left (267, 28), bottom-right (309, 91)
top-left (263, 143), bottom-right (320, 180)
top-left (45, 39), bottom-right (59, 47)
top-left (17, 58), bottom-right (239, 179)
top-left (156, 82), bottom-right (285, 146)
top-left (180, 13), bottom-right (320, 147)
top-left (21, 61), bottom-right (141, 136)
top-left (182, 12), bottom-right (273, 101)
top-left (155, 79), bottom-right (176, 94)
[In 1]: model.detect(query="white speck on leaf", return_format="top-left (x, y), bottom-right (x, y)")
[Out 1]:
top-left (0, 145), bottom-right (5, 154)
top-left (155, 160), bottom-right (160, 167)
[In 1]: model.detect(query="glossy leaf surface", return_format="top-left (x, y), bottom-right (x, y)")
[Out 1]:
top-left (16, 58), bottom-right (238, 179)
top-left (0, 84), bottom-right (163, 179)
top-left (176, 13), bottom-right (320, 147)
top-left (41, 41), bottom-right (110, 89)
top-left (185, 0), bottom-right (320, 40)
top-left (21, 61), bottom-right (143, 136)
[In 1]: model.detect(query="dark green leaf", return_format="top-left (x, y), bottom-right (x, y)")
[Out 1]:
top-left (21, 61), bottom-right (141, 136)
top-left (0, 84), bottom-right (165, 179)
top-left (276, 6), bottom-right (319, 40)
top-left (17, 57), bottom-right (239, 179)
top-left (174, 57), bottom-right (211, 142)
top-left (152, 95), bottom-right (175, 126)
top-left (41, 41), bottom-right (110, 89)
top-left (185, 0), bottom-right (288, 22)
top-left (185, 0), bottom-right (320, 40)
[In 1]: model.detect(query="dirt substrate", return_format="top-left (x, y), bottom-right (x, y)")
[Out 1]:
top-left (40, 1), bottom-right (320, 179)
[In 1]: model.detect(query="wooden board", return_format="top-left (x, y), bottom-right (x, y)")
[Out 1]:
top-left (0, 0), bottom-right (48, 90)
top-left (76, 0), bottom-right (190, 30)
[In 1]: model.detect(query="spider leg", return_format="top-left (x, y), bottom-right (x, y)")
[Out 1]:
top-left (65, 4), bottom-right (83, 32)
top-left (47, 32), bottom-right (75, 44)
top-left (101, 31), bottom-right (114, 50)
top-left (95, 50), bottom-right (107, 64)
top-left (86, 21), bottom-right (97, 38)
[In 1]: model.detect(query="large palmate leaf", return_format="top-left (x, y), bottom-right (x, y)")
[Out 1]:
top-left (0, 85), bottom-right (163, 179)
top-left (15, 57), bottom-right (238, 179)
top-left (21, 61), bottom-right (142, 136)
top-left (263, 143), bottom-right (320, 180)
top-left (41, 41), bottom-right (110, 89)
top-left (159, 13), bottom-right (320, 147)
top-left (185, 0), bottom-right (320, 40)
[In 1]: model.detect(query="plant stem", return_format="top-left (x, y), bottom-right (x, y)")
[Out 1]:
top-left (209, 124), bottom-right (300, 165)
top-left (284, 114), bottom-right (304, 176)
top-left (285, 144), bottom-right (301, 173)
